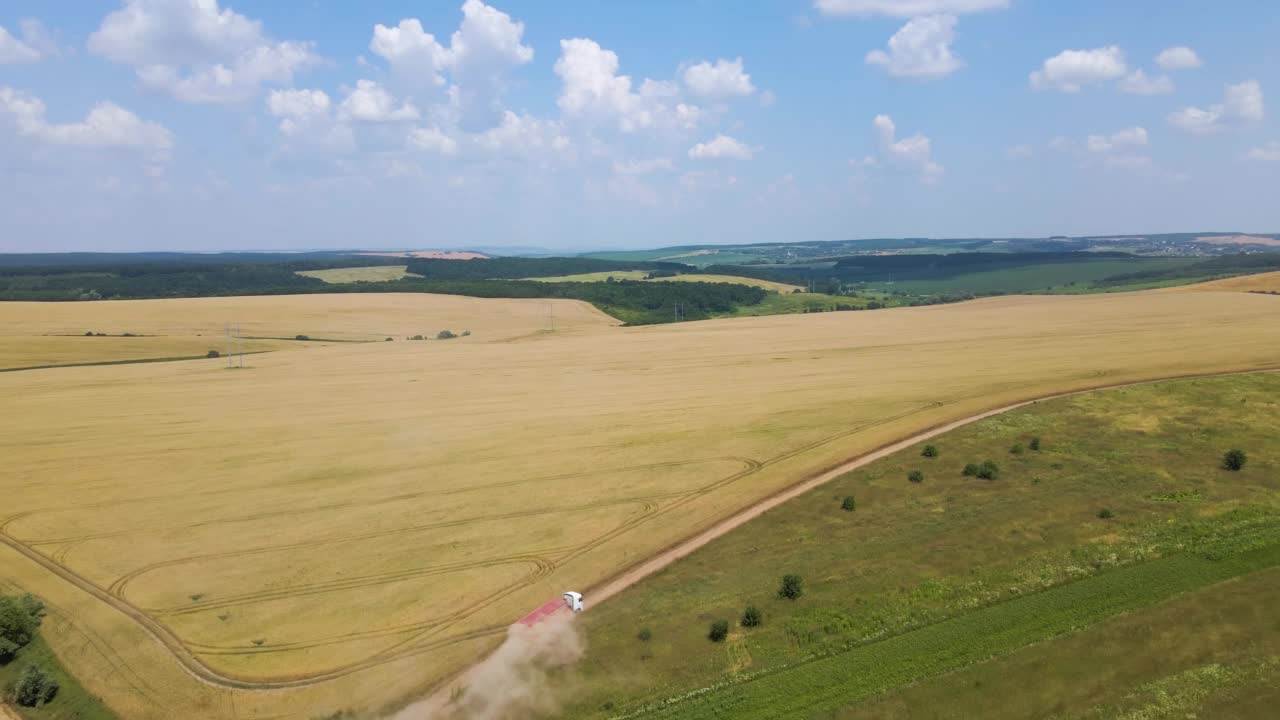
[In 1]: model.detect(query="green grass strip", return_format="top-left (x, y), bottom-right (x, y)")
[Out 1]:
top-left (625, 545), bottom-right (1280, 719)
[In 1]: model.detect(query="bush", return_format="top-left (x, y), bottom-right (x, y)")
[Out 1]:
top-left (741, 606), bottom-right (762, 628)
top-left (1029, 437), bottom-right (1041, 451)
top-left (908, 470), bottom-right (924, 483)
top-left (962, 463), bottom-right (979, 477)
top-left (637, 627), bottom-right (652, 642)
top-left (1010, 444), bottom-right (1024, 455)
top-left (12, 664), bottom-right (58, 707)
top-left (779, 574), bottom-right (804, 600)
top-left (437, 330), bottom-right (457, 340)
top-left (921, 444), bottom-right (938, 458)
top-left (708, 620), bottom-right (729, 642)
top-left (294, 334), bottom-right (310, 341)
top-left (84, 331), bottom-right (94, 337)
top-left (385, 337), bottom-right (393, 342)
top-left (0, 593), bottom-right (42, 662)
top-left (841, 496), bottom-right (856, 512)
top-left (1098, 508), bottom-right (1114, 519)
top-left (976, 460), bottom-right (1000, 480)
top-left (410, 334), bottom-right (425, 340)
top-left (461, 329), bottom-right (471, 337)
top-left (206, 350), bottom-right (221, 359)
top-left (1222, 449), bottom-right (1247, 471)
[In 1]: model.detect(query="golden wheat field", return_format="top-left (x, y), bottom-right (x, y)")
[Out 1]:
top-left (1172, 270), bottom-right (1280, 293)
top-left (2, 289), bottom-right (1280, 718)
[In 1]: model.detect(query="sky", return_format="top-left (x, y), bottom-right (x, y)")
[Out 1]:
top-left (1, 0), bottom-right (1278, 253)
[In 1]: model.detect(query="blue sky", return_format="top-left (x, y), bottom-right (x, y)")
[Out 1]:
top-left (1, 1), bottom-right (1278, 252)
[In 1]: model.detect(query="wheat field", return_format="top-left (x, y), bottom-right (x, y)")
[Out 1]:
top-left (1, 289), bottom-right (1279, 718)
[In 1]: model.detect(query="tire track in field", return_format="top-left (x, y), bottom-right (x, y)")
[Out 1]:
top-left (10, 457), bottom-right (751, 546)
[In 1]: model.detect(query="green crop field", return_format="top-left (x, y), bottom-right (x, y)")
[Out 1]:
top-left (858, 257), bottom-right (1201, 295)
top-left (563, 372), bottom-right (1280, 718)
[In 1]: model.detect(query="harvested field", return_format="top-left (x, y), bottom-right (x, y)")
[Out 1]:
top-left (1196, 234), bottom-right (1280, 247)
top-left (2, 291), bottom-right (1280, 718)
top-left (296, 266), bottom-right (422, 283)
top-left (1174, 270), bottom-right (1280, 293)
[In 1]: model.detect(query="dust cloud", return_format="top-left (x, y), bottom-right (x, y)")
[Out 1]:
top-left (390, 614), bottom-right (584, 720)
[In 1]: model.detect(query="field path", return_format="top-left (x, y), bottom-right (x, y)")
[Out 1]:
top-left (409, 366), bottom-right (1278, 717)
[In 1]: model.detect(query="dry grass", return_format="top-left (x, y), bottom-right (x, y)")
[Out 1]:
top-left (1196, 234), bottom-right (1280, 247)
top-left (0, 293), bottom-right (614, 369)
top-left (296, 266), bottom-right (421, 283)
top-left (1, 291), bottom-right (1280, 718)
top-left (1173, 270), bottom-right (1280, 293)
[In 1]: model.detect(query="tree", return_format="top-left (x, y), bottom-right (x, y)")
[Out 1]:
top-left (922, 444), bottom-right (938, 458)
top-left (841, 496), bottom-right (856, 512)
top-left (294, 334), bottom-right (310, 341)
top-left (741, 606), bottom-right (762, 628)
top-left (0, 594), bottom-right (41, 662)
top-left (637, 627), bottom-right (652, 642)
top-left (779, 574), bottom-right (804, 600)
top-left (437, 330), bottom-right (457, 340)
top-left (908, 470), bottom-right (924, 483)
top-left (1029, 437), bottom-right (1041, 451)
top-left (206, 350), bottom-right (220, 358)
top-left (1223, 449), bottom-right (1247, 471)
top-left (708, 620), bottom-right (729, 642)
top-left (976, 461), bottom-right (1000, 480)
top-left (12, 664), bottom-right (58, 707)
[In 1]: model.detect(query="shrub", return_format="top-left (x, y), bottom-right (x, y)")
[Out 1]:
top-left (461, 329), bottom-right (471, 337)
top-left (1098, 508), bottom-right (1114, 519)
top-left (841, 496), bottom-right (856, 512)
top-left (294, 334), bottom-right (310, 341)
top-left (1029, 437), bottom-right (1041, 451)
top-left (708, 620), bottom-right (729, 642)
top-left (976, 460), bottom-right (1000, 480)
top-left (741, 606), bottom-right (762, 628)
top-left (410, 334), bottom-right (425, 340)
top-left (908, 470), bottom-right (924, 483)
top-left (206, 350), bottom-right (220, 359)
top-left (1010, 444), bottom-right (1024, 455)
top-left (0, 593), bottom-right (42, 662)
top-left (437, 330), bottom-right (457, 340)
top-left (84, 331), bottom-right (94, 336)
top-left (921, 444), bottom-right (938, 458)
top-left (637, 627), bottom-right (652, 642)
top-left (779, 574), bottom-right (804, 600)
top-left (962, 463), bottom-right (979, 477)
top-left (13, 663), bottom-right (58, 707)
top-left (385, 337), bottom-right (394, 342)
top-left (1222, 449), bottom-right (1247, 471)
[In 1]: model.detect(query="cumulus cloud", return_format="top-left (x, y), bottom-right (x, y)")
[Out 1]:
top-left (1155, 46), bottom-right (1202, 71)
top-left (0, 20), bottom-right (56, 64)
top-left (1030, 46), bottom-right (1127, 93)
top-left (555, 38), bottom-right (701, 133)
top-left (688, 134), bottom-right (754, 160)
top-left (0, 86), bottom-right (173, 153)
top-left (866, 14), bottom-right (963, 79)
top-left (682, 58), bottom-right (755, 99)
top-left (1246, 141), bottom-right (1280, 162)
top-left (1117, 69), bottom-right (1174, 95)
top-left (408, 126), bottom-right (458, 155)
top-left (1084, 126), bottom-right (1148, 153)
top-left (369, 1), bottom-right (533, 129)
top-left (1168, 80), bottom-right (1264, 134)
top-left (873, 114), bottom-right (943, 183)
top-left (815, 0), bottom-right (1007, 16)
top-left (475, 110), bottom-right (570, 158)
top-left (1051, 126), bottom-right (1183, 179)
top-left (88, 0), bottom-right (317, 104)
top-left (338, 80), bottom-right (420, 123)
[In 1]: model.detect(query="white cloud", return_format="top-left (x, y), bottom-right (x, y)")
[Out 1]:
top-left (873, 114), bottom-right (943, 183)
top-left (1168, 80), bottom-right (1264, 134)
top-left (613, 157), bottom-right (675, 175)
top-left (678, 170), bottom-right (738, 193)
top-left (682, 57), bottom-right (755, 99)
top-left (1084, 126), bottom-right (1148, 153)
top-left (0, 86), bottom-right (173, 151)
top-left (1246, 141), bottom-right (1280, 162)
top-left (408, 126), bottom-right (458, 155)
top-left (865, 14), bottom-right (963, 79)
top-left (338, 80), bottom-right (419, 123)
top-left (1005, 144), bottom-right (1032, 159)
top-left (0, 20), bottom-right (56, 64)
top-left (555, 38), bottom-right (701, 133)
top-left (88, 0), bottom-right (317, 104)
top-left (475, 110), bottom-right (570, 158)
top-left (267, 89), bottom-right (330, 118)
top-left (1118, 69), bottom-right (1174, 95)
top-left (1030, 46), bottom-right (1127, 93)
top-left (815, 0), bottom-right (1007, 16)
top-left (688, 134), bottom-right (754, 160)
top-left (1155, 46), bottom-right (1201, 71)
top-left (370, 19), bottom-right (450, 85)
